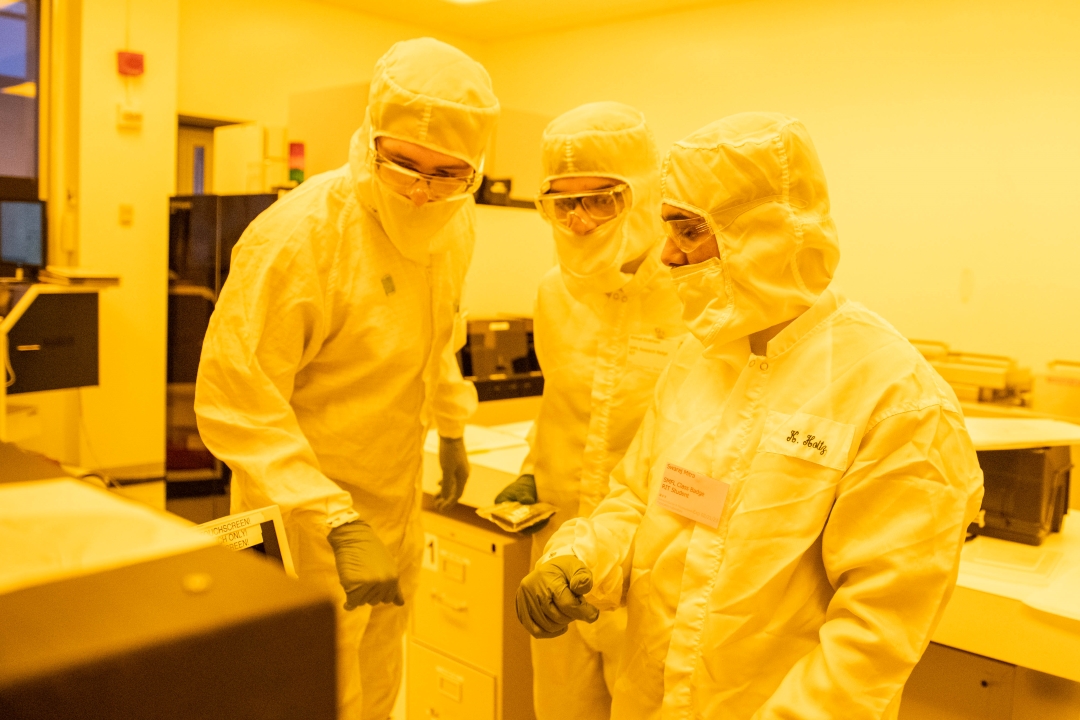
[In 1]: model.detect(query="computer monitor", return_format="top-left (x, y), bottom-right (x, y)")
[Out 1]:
top-left (0, 199), bottom-right (46, 269)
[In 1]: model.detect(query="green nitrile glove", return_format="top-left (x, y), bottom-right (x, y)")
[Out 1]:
top-left (327, 519), bottom-right (404, 611)
top-left (494, 474), bottom-right (548, 534)
top-left (516, 554), bottom-right (600, 639)
top-left (435, 436), bottom-right (470, 513)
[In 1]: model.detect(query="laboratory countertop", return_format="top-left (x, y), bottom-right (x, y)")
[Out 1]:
top-left (0, 479), bottom-right (214, 597)
top-left (423, 420), bottom-right (1080, 678)
top-left (965, 416), bottom-right (1080, 451)
top-left (421, 424), bottom-right (530, 509)
top-left (936, 523), bottom-right (1080, 681)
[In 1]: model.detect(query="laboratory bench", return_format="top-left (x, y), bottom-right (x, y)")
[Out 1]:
top-left (419, 416), bottom-right (1080, 720)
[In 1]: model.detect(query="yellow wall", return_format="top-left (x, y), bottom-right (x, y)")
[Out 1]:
top-left (483, 0), bottom-right (1080, 371)
top-left (72, 0), bottom-right (178, 469)
top-left (287, 82), bottom-right (369, 177)
top-left (466, 205), bottom-right (556, 319)
top-left (33, 0), bottom-right (1080, 468)
top-left (177, 0), bottom-right (482, 127)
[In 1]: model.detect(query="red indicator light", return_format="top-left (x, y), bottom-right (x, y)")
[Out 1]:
top-left (118, 51), bottom-right (144, 77)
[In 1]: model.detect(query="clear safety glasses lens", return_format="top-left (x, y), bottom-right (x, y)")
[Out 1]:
top-left (536, 185), bottom-right (629, 229)
top-left (374, 156), bottom-right (476, 201)
top-left (664, 216), bottom-right (714, 253)
top-left (664, 195), bottom-right (793, 253)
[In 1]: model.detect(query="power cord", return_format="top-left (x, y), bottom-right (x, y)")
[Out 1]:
top-left (4, 341), bottom-right (14, 388)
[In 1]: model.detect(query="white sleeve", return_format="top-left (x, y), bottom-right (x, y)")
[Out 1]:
top-left (195, 232), bottom-right (357, 531)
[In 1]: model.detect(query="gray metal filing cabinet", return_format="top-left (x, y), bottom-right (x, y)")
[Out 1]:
top-left (409, 509), bottom-right (535, 720)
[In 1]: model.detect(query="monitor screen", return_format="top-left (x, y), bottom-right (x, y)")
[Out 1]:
top-left (0, 199), bottom-right (44, 267)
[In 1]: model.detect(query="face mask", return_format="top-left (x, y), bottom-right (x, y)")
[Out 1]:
top-left (554, 214), bottom-right (634, 298)
top-left (670, 257), bottom-right (733, 349)
top-left (371, 177), bottom-right (468, 263)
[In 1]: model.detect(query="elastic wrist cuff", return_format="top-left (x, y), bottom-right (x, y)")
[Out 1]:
top-left (326, 508), bottom-right (361, 531)
top-left (437, 418), bottom-right (467, 440)
top-left (539, 546), bottom-right (578, 567)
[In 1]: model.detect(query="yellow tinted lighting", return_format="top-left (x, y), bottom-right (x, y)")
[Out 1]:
top-left (1, 82), bottom-right (36, 99)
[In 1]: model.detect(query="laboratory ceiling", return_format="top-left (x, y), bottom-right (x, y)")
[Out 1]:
top-left (315, 0), bottom-right (731, 41)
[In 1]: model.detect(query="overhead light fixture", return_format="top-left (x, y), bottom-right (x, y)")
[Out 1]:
top-left (441, 0), bottom-right (500, 5)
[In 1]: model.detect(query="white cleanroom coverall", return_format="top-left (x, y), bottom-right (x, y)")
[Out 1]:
top-left (544, 113), bottom-right (985, 720)
top-left (194, 38), bottom-right (498, 720)
top-left (521, 102), bottom-right (687, 720)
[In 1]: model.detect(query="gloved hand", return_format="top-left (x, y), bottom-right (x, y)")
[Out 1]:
top-left (494, 474), bottom-right (548, 535)
top-left (327, 519), bottom-right (404, 610)
top-left (435, 435), bottom-right (470, 513)
top-left (516, 554), bottom-right (600, 639)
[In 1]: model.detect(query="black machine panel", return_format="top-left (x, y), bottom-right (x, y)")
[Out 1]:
top-left (7, 291), bottom-right (98, 394)
top-left (167, 293), bottom-right (214, 384)
top-left (218, 194), bottom-right (278, 279)
top-left (169, 194), bottom-right (277, 294)
top-left (971, 445), bottom-right (1071, 546)
top-left (166, 194), bottom-right (277, 479)
top-left (457, 317), bottom-right (543, 401)
top-left (168, 195), bottom-right (218, 289)
top-left (0, 546), bottom-right (336, 720)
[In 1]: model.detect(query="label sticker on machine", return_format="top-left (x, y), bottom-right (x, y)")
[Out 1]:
top-left (656, 463), bottom-right (729, 528)
top-left (199, 516), bottom-right (263, 551)
top-left (627, 334), bottom-right (681, 371)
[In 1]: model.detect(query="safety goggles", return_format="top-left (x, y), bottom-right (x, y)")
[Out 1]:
top-left (535, 184), bottom-right (630, 231)
top-left (663, 195), bottom-right (790, 253)
top-left (370, 139), bottom-right (481, 201)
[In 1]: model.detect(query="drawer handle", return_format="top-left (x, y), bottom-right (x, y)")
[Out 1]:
top-left (430, 590), bottom-right (468, 612)
top-left (436, 667), bottom-right (464, 701)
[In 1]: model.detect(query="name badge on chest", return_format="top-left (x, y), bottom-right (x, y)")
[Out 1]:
top-left (627, 333), bottom-right (681, 371)
top-left (757, 411), bottom-right (856, 472)
top-left (657, 463), bottom-right (730, 529)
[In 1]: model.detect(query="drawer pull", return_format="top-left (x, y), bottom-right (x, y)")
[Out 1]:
top-left (430, 590), bottom-right (468, 612)
top-left (436, 666), bottom-right (464, 701)
top-left (440, 552), bottom-right (468, 582)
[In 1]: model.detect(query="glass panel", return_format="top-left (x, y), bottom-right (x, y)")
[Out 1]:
top-left (0, 1), bottom-right (38, 181)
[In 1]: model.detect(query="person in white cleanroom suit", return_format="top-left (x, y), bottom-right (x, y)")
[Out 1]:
top-left (516, 112), bottom-right (985, 720)
top-left (195, 38), bottom-right (499, 720)
top-left (494, 102), bottom-right (687, 720)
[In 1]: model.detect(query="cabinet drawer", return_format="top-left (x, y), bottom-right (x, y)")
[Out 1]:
top-left (408, 640), bottom-right (496, 720)
top-left (413, 533), bottom-right (503, 672)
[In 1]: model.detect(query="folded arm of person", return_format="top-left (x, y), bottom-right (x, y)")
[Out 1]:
top-left (755, 404), bottom-right (984, 720)
top-left (195, 233), bottom-right (357, 531)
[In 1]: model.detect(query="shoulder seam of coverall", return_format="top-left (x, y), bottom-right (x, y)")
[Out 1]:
top-left (245, 173), bottom-right (354, 256)
top-left (863, 398), bottom-right (952, 437)
top-left (763, 301), bottom-right (848, 361)
top-left (806, 302), bottom-right (926, 362)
